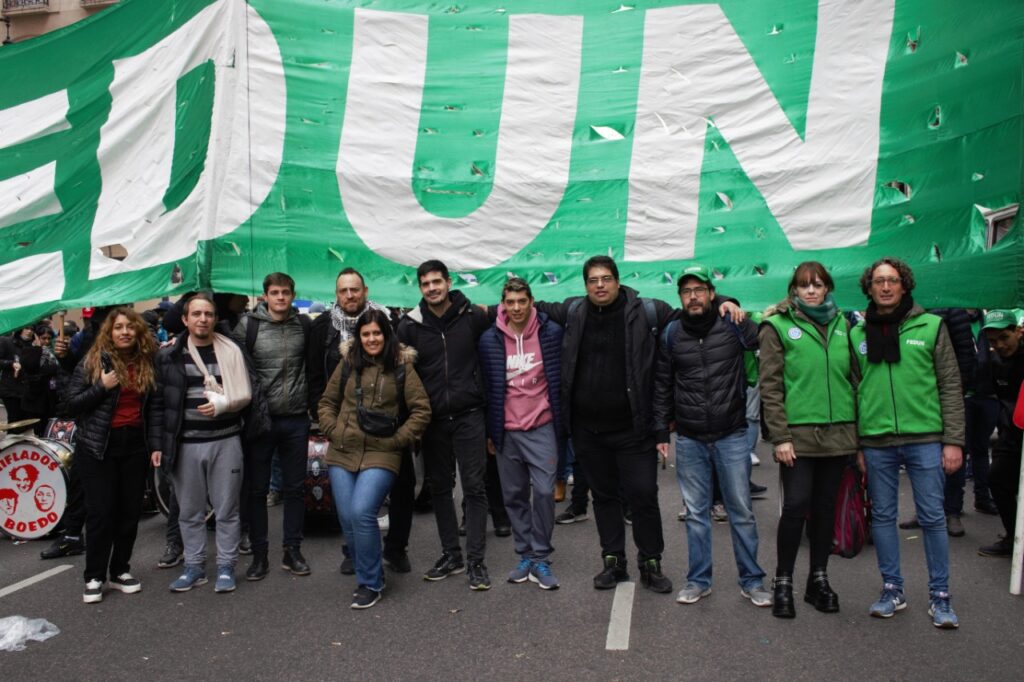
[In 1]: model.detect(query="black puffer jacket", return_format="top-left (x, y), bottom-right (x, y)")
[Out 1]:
top-left (930, 308), bottom-right (978, 393)
top-left (396, 290), bottom-right (490, 419)
top-left (147, 333), bottom-right (270, 471)
top-left (59, 359), bottom-right (151, 461)
top-left (535, 286), bottom-right (675, 437)
top-left (653, 310), bottom-right (759, 443)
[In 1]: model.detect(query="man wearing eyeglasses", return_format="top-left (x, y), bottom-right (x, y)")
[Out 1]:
top-left (533, 257), bottom-right (684, 594)
top-left (850, 257), bottom-right (964, 629)
top-left (653, 264), bottom-right (771, 608)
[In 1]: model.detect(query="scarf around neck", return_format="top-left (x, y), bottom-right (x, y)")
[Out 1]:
top-left (329, 300), bottom-right (388, 343)
top-left (864, 295), bottom-right (914, 364)
top-left (794, 293), bottom-right (839, 327)
top-left (680, 303), bottom-right (717, 339)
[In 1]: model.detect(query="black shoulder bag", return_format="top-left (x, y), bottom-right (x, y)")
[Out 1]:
top-left (353, 364), bottom-right (407, 437)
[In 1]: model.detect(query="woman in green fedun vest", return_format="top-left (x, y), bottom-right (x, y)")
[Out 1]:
top-left (758, 261), bottom-right (858, 619)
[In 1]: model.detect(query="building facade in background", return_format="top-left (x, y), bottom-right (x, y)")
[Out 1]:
top-left (2, 0), bottom-right (116, 44)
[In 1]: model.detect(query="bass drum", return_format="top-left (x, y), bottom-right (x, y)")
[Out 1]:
top-left (0, 435), bottom-right (72, 540)
top-left (304, 436), bottom-right (335, 517)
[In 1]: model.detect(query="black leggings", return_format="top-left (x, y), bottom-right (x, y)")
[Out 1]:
top-left (775, 455), bottom-right (847, 576)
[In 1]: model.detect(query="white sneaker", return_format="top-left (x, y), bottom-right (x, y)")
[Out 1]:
top-left (83, 579), bottom-right (105, 604)
top-left (751, 452), bottom-right (761, 466)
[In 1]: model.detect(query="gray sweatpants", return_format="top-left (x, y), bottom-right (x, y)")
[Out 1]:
top-left (171, 436), bottom-right (243, 568)
top-left (495, 422), bottom-right (557, 562)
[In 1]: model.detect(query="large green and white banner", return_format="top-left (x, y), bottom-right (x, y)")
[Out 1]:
top-left (0, 0), bottom-right (1021, 331)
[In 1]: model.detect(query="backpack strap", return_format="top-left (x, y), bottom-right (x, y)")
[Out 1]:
top-left (395, 363), bottom-right (408, 421)
top-left (244, 315), bottom-right (258, 356)
top-left (642, 297), bottom-right (658, 337)
top-left (661, 319), bottom-right (680, 356)
top-left (568, 298), bottom-right (583, 320)
top-left (722, 313), bottom-right (753, 350)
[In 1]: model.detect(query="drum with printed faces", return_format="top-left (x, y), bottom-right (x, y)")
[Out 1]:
top-left (0, 435), bottom-right (72, 539)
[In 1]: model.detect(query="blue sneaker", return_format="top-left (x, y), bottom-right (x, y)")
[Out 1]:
top-left (528, 561), bottom-right (560, 590)
top-left (169, 565), bottom-right (207, 592)
top-left (214, 565), bottom-right (236, 593)
top-left (507, 558), bottom-right (533, 583)
top-left (928, 591), bottom-right (959, 629)
top-left (868, 583), bottom-right (906, 618)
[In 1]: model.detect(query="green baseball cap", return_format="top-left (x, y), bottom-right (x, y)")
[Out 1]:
top-left (982, 309), bottom-right (1019, 330)
top-left (678, 263), bottom-right (712, 285)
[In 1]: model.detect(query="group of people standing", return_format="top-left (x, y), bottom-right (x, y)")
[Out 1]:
top-left (13, 253), bottom-right (1020, 626)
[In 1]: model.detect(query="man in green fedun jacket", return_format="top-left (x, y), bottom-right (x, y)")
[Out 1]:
top-left (851, 257), bottom-right (965, 630)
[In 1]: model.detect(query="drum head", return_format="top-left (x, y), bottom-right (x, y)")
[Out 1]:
top-left (0, 438), bottom-right (69, 539)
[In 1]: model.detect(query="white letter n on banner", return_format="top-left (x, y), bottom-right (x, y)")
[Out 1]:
top-left (626, 0), bottom-right (895, 261)
top-left (338, 9), bottom-right (583, 270)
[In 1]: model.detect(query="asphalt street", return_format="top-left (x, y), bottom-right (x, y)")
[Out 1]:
top-left (2, 442), bottom-right (1023, 681)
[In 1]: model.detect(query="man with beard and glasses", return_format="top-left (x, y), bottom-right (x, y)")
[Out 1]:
top-left (654, 264), bottom-right (771, 608)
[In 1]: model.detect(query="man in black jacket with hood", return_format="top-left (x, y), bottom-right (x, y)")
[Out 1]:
top-left (397, 260), bottom-right (493, 590)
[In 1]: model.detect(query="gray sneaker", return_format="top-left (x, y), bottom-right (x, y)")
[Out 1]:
top-left (742, 583), bottom-right (773, 607)
top-left (711, 503), bottom-right (728, 523)
top-left (507, 558), bottom-right (533, 583)
top-left (676, 583), bottom-right (712, 604)
top-left (214, 565), bottom-right (236, 593)
top-left (169, 565), bottom-right (207, 592)
top-left (528, 561), bottom-right (560, 590)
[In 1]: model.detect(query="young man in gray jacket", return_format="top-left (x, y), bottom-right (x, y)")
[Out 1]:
top-left (231, 273), bottom-right (312, 580)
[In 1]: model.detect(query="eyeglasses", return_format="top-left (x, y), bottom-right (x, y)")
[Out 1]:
top-left (586, 275), bottom-right (615, 286)
top-left (871, 276), bottom-right (901, 286)
top-left (680, 286), bottom-right (709, 297)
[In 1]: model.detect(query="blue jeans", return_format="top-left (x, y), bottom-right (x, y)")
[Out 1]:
top-left (678, 430), bottom-right (765, 590)
top-left (328, 465), bottom-right (396, 592)
top-left (863, 442), bottom-right (950, 594)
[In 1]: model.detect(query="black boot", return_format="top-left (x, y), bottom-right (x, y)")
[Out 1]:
top-left (804, 569), bottom-right (839, 613)
top-left (772, 575), bottom-right (796, 619)
top-left (246, 552), bottom-right (269, 581)
top-left (282, 546), bottom-right (311, 576)
top-left (593, 555), bottom-right (629, 590)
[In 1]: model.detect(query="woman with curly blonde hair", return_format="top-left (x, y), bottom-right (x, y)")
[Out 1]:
top-left (62, 307), bottom-right (157, 604)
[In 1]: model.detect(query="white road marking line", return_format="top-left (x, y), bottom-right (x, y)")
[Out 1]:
top-left (0, 564), bottom-right (74, 599)
top-left (605, 581), bottom-right (635, 650)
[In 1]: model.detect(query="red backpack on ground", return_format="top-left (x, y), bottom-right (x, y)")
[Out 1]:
top-left (832, 463), bottom-right (871, 558)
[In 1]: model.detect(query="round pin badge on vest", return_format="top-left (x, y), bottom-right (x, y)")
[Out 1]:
top-left (788, 327), bottom-right (803, 340)
top-left (858, 341), bottom-right (868, 355)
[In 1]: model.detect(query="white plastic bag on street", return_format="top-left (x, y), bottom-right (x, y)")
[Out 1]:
top-left (0, 616), bottom-right (60, 652)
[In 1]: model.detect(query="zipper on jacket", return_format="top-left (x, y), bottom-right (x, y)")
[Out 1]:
top-left (824, 322), bottom-right (833, 423)
top-left (700, 338), bottom-right (711, 433)
top-left (441, 331), bottom-right (450, 417)
top-left (887, 363), bottom-right (899, 434)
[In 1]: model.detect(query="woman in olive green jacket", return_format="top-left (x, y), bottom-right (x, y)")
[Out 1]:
top-left (758, 261), bottom-right (858, 619)
top-left (318, 309), bottom-right (431, 609)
